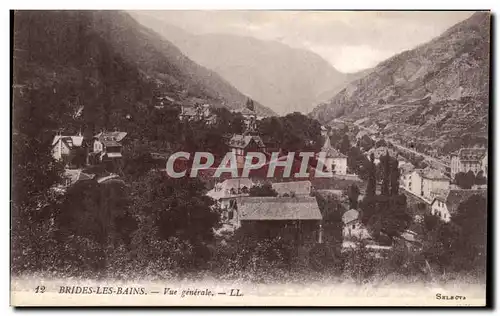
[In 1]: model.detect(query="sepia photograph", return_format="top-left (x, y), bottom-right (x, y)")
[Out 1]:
top-left (10, 9), bottom-right (490, 307)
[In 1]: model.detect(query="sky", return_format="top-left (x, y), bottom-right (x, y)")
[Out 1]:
top-left (132, 10), bottom-right (474, 73)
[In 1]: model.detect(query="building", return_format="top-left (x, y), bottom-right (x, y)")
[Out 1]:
top-left (272, 180), bottom-right (312, 197)
top-left (91, 131), bottom-right (127, 164)
top-left (430, 189), bottom-right (487, 222)
top-left (51, 133), bottom-right (84, 166)
top-left (317, 135), bottom-right (347, 175)
top-left (404, 168), bottom-right (450, 202)
top-left (342, 209), bottom-right (371, 241)
top-left (237, 196), bottom-right (323, 243)
top-left (178, 103), bottom-right (214, 123)
top-left (228, 134), bottom-right (266, 168)
top-left (399, 162), bottom-right (416, 191)
top-left (206, 178), bottom-right (255, 227)
top-left (450, 148), bottom-right (488, 180)
top-left (232, 107), bottom-right (258, 132)
top-left (421, 169), bottom-right (450, 201)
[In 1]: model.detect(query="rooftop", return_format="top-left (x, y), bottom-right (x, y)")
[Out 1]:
top-left (320, 135), bottom-right (347, 158)
top-left (229, 134), bottom-right (266, 149)
top-left (239, 196), bottom-right (322, 221)
top-left (52, 135), bottom-right (84, 148)
top-left (454, 148), bottom-right (487, 162)
top-left (94, 131), bottom-right (127, 142)
top-left (272, 180), bottom-right (312, 196)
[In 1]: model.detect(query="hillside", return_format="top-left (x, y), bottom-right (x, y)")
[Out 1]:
top-left (310, 12), bottom-right (490, 154)
top-left (130, 13), bottom-right (351, 115)
top-left (13, 10), bottom-right (275, 135)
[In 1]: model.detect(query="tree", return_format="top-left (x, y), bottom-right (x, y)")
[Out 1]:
top-left (346, 184), bottom-right (360, 209)
top-left (245, 98), bottom-right (255, 111)
top-left (249, 183), bottom-right (278, 197)
top-left (129, 173), bottom-right (221, 270)
top-left (366, 153), bottom-right (377, 197)
top-left (390, 155), bottom-right (400, 195)
top-left (347, 146), bottom-right (368, 177)
top-left (452, 194), bottom-right (487, 272)
top-left (359, 135), bottom-right (375, 152)
top-left (375, 139), bottom-right (387, 148)
top-left (55, 179), bottom-right (136, 271)
top-left (455, 171), bottom-right (475, 189)
top-left (380, 151), bottom-right (391, 196)
top-left (258, 112), bottom-right (322, 152)
top-left (338, 135), bottom-right (351, 155)
top-left (422, 194), bottom-right (486, 273)
top-left (475, 170), bottom-right (487, 185)
top-left (360, 194), bottom-right (411, 241)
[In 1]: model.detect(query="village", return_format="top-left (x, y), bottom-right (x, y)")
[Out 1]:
top-left (49, 96), bottom-right (488, 266)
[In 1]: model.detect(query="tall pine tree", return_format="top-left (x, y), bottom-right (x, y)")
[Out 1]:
top-left (381, 150), bottom-right (391, 196)
top-left (366, 153), bottom-right (377, 197)
top-left (390, 156), bottom-right (400, 195)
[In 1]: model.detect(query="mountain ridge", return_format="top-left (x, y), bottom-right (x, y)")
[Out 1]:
top-left (13, 10), bottom-right (276, 130)
top-left (131, 13), bottom-right (355, 115)
top-left (310, 11), bottom-right (489, 154)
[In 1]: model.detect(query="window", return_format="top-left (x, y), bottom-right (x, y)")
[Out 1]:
top-left (228, 210), bottom-right (234, 220)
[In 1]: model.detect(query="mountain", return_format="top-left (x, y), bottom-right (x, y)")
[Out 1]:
top-left (311, 12), bottom-right (490, 154)
top-left (130, 13), bottom-right (350, 115)
top-left (13, 10), bottom-right (275, 133)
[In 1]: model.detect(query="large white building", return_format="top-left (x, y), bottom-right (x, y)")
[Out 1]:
top-left (402, 168), bottom-right (450, 202)
top-left (450, 148), bottom-right (488, 180)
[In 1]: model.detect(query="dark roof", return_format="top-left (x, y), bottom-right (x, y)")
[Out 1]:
top-left (455, 148), bottom-right (487, 162)
top-left (239, 196), bottom-right (322, 221)
top-left (420, 168), bottom-right (449, 181)
top-left (95, 131), bottom-right (127, 142)
top-left (229, 134), bottom-right (266, 149)
top-left (102, 139), bottom-right (121, 147)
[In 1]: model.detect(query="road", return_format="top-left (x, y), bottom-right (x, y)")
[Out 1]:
top-left (332, 119), bottom-right (450, 170)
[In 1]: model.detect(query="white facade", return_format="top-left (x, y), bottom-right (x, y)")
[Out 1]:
top-left (408, 170), bottom-right (424, 198)
top-left (430, 199), bottom-right (450, 222)
top-left (343, 220), bottom-right (371, 240)
top-left (321, 156), bottom-right (348, 175)
top-left (450, 148), bottom-right (488, 179)
top-left (405, 169), bottom-right (450, 201)
top-left (422, 177), bottom-right (450, 201)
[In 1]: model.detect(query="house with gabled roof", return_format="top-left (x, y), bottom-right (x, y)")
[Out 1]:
top-left (228, 134), bottom-right (266, 168)
top-left (404, 167), bottom-right (450, 202)
top-left (52, 134), bottom-right (83, 160)
top-left (91, 130), bottom-right (127, 164)
top-left (430, 189), bottom-right (487, 222)
top-left (52, 133), bottom-right (86, 168)
top-left (237, 196), bottom-right (323, 243)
